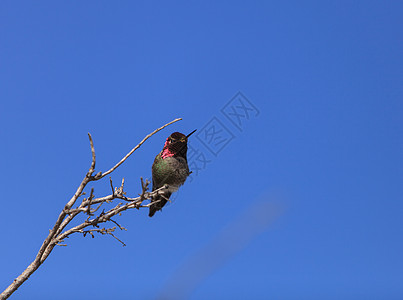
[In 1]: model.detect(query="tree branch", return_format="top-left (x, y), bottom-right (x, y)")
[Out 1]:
top-left (0, 118), bottom-right (181, 300)
top-left (98, 118), bottom-right (182, 179)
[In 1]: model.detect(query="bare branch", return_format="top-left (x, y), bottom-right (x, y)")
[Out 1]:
top-left (109, 177), bottom-right (115, 195)
top-left (88, 133), bottom-right (96, 177)
top-left (108, 232), bottom-right (127, 247)
top-left (0, 118), bottom-right (181, 300)
top-left (80, 227), bottom-right (127, 246)
top-left (31, 132), bottom-right (99, 270)
top-left (99, 118), bottom-right (182, 179)
top-left (109, 218), bottom-right (127, 231)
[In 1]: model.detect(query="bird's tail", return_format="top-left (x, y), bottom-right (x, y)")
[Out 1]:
top-left (149, 192), bottom-right (172, 217)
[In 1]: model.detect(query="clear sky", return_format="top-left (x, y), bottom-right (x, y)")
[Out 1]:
top-left (1, 1), bottom-right (402, 299)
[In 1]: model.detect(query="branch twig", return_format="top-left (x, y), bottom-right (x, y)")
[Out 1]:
top-left (99, 118), bottom-right (182, 179)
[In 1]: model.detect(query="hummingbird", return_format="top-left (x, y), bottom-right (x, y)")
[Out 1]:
top-left (149, 129), bottom-right (197, 217)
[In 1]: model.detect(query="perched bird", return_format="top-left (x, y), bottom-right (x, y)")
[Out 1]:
top-left (149, 130), bottom-right (196, 217)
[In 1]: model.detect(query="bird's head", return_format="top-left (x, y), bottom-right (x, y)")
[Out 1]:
top-left (161, 130), bottom-right (196, 159)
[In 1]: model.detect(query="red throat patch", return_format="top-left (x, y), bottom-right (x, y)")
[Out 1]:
top-left (161, 140), bottom-right (175, 159)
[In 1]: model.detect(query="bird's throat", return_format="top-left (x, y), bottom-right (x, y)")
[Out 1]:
top-left (160, 140), bottom-right (187, 160)
top-left (161, 147), bottom-right (175, 159)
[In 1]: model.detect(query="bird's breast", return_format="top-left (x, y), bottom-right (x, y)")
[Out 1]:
top-left (152, 154), bottom-right (189, 190)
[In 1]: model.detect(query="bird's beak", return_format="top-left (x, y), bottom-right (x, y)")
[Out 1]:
top-left (186, 129), bottom-right (197, 138)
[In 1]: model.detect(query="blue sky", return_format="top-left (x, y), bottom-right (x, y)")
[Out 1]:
top-left (1, 1), bottom-right (402, 299)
